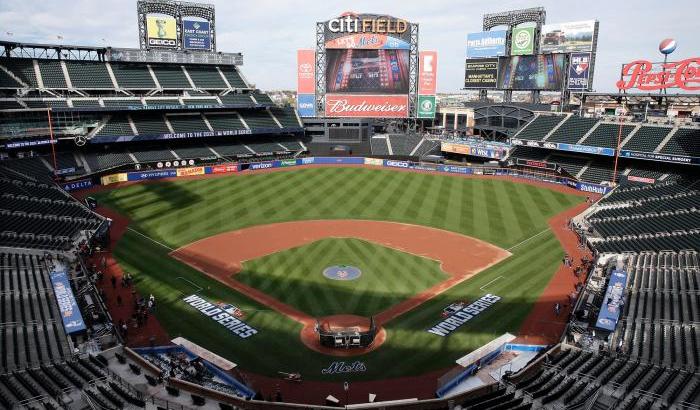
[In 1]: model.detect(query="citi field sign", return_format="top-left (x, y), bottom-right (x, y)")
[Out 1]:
top-left (327, 12), bottom-right (408, 34)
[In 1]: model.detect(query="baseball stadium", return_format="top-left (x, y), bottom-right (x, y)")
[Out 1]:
top-left (0, 2), bottom-right (698, 409)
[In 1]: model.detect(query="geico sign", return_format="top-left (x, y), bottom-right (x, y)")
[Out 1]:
top-left (386, 160), bottom-right (409, 168)
top-left (148, 38), bottom-right (176, 47)
top-left (328, 15), bottom-right (408, 34)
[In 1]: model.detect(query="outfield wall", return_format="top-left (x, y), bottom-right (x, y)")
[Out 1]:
top-left (94, 156), bottom-right (612, 195)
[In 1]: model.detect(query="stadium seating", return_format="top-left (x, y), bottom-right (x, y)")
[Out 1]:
top-left (205, 112), bottom-right (246, 130)
top-left (269, 107), bottom-right (301, 128)
top-left (219, 93), bottom-right (255, 106)
top-left (186, 65), bottom-right (229, 89)
top-left (0, 58), bottom-right (39, 87)
top-left (547, 153), bottom-right (589, 177)
top-left (240, 110), bottom-right (278, 128)
top-left (95, 115), bottom-right (134, 137)
top-left (582, 123), bottom-right (635, 148)
top-left (546, 116), bottom-right (598, 144)
top-left (0, 251), bottom-right (74, 372)
top-left (509, 146), bottom-right (550, 160)
top-left (514, 114), bottom-right (567, 141)
top-left (109, 63), bottom-right (156, 89)
top-left (36, 60), bottom-right (67, 89)
top-left (64, 60), bottom-right (114, 89)
top-left (168, 114), bottom-right (210, 133)
top-left (151, 64), bottom-right (193, 89)
top-left (579, 159), bottom-right (616, 184)
top-left (218, 66), bottom-right (248, 89)
top-left (370, 136), bottom-right (390, 155)
top-left (132, 114), bottom-right (170, 135)
top-left (660, 127), bottom-right (700, 157)
top-left (621, 125), bottom-right (671, 152)
top-left (388, 133), bottom-right (423, 156)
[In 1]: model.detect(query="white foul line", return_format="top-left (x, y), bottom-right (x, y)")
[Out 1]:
top-left (507, 228), bottom-right (550, 252)
top-left (480, 275), bottom-right (504, 291)
top-left (127, 227), bottom-right (174, 251)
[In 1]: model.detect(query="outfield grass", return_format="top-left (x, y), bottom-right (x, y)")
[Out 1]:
top-left (99, 167), bottom-right (583, 380)
top-left (237, 238), bottom-right (448, 317)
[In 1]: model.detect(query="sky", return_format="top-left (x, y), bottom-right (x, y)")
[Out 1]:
top-left (0, 0), bottom-right (697, 93)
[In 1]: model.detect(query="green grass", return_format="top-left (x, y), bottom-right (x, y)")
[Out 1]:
top-left (237, 238), bottom-right (448, 317)
top-left (99, 167), bottom-right (583, 381)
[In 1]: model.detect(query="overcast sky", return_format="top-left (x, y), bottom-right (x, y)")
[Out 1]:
top-left (0, 0), bottom-right (696, 92)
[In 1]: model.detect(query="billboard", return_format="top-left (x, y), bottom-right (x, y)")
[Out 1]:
top-left (511, 27), bottom-right (535, 55)
top-left (540, 20), bottom-right (596, 53)
top-left (417, 95), bottom-right (436, 119)
top-left (182, 19), bottom-right (211, 50)
top-left (466, 30), bottom-right (507, 58)
top-left (464, 58), bottom-right (499, 88)
top-left (147, 15), bottom-right (177, 48)
top-left (297, 49), bottom-right (316, 94)
top-left (498, 54), bottom-right (565, 90)
top-left (325, 94), bottom-right (408, 118)
top-left (325, 33), bottom-right (410, 50)
top-left (50, 270), bottom-right (87, 334)
top-left (616, 58), bottom-right (700, 91)
top-left (595, 269), bottom-right (627, 331)
top-left (568, 52), bottom-right (591, 90)
top-left (326, 49), bottom-right (409, 94)
top-left (418, 51), bottom-right (438, 95)
top-left (297, 94), bottom-right (316, 117)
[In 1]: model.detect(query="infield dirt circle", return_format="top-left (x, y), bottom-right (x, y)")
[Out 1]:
top-left (171, 219), bottom-right (511, 356)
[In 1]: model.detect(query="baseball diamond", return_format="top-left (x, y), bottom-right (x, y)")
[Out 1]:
top-left (93, 166), bottom-right (585, 383)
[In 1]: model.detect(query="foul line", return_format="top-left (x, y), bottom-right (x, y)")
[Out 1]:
top-left (507, 228), bottom-right (550, 252)
top-left (127, 227), bottom-right (174, 251)
top-left (176, 277), bottom-right (203, 293)
top-left (479, 276), bottom-right (504, 291)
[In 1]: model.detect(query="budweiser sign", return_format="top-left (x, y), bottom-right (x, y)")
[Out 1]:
top-left (325, 95), bottom-right (408, 118)
top-left (616, 58), bottom-right (700, 91)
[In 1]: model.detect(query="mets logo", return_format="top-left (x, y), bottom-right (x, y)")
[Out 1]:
top-left (323, 265), bottom-right (362, 281)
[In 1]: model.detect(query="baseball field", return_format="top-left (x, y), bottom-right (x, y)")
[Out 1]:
top-left (95, 166), bottom-right (584, 381)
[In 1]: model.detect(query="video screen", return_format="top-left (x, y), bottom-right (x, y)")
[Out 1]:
top-left (498, 54), bottom-right (565, 90)
top-left (326, 49), bottom-right (410, 94)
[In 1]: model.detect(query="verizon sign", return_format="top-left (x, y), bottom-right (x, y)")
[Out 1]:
top-left (616, 58), bottom-right (700, 91)
top-left (325, 94), bottom-right (408, 118)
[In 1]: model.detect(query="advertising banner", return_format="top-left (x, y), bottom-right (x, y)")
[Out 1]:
top-left (498, 54), bottom-right (565, 90)
top-left (619, 150), bottom-right (699, 165)
top-left (325, 34), bottom-right (410, 50)
top-left (427, 294), bottom-right (501, 337)
top-left (441, 142), bottom-right (506, 159)
top-left (616, 58), bottom-right (700, 92)
top-left (297, 49), bottom-right (316, 94)
top-left (540, 20), bottom-right (596, 53)
top-left (61, 179), bottom-right (93, 192)
top-left (595, 269), bottom-right (627, 331)
top-left (384, 159), bottom-right (411, 169)
top-left (297, 94), bottom-right (316, 117)
top-left (464, 58), bottom-right (499, 88)
top-left (515, 158), bottom-right (557, 170)
top-left (576, 182), bottom-right (612, 195)
top-left (127, 169), bottom-right (177, 181)
top-left (100, 173), bottom-right (128, 186)
top-left (278, 159), bottom-right (298, 167)
top-left (466, 30), bottom-right (507, 58)
top-left (325, 94), bottom-right (408, 118)
top-left (147, 15), bottom-right (177, 48)
top-left (182, 295), bottom-right (258, 339)
top-left (182, 19), bottom-right (211, 50)
top-left (326, 49), bottom-right (410, 94)
top-left (364, 157), bottom-right (384, 166)
top-left (511, 27), bottom-right (535, 55)
top-left (558, 142), bottom-right (615, 156)
top-left (438, 165), bottom-right (473, 175)
top-left (313, 157), bottom-right (365, 165)
top-left (418, 51), bottom-right (438, 95)
top-left (417, 95), bottom-right (436, 119)
top-left (568, 52), bottom-right (591, 90)
top-left (176, 166), bottom-right (205, 177)
top-left (209, 164), bottom-right (238, 174)
top-left (50, 270), bottom-right (86, 334)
